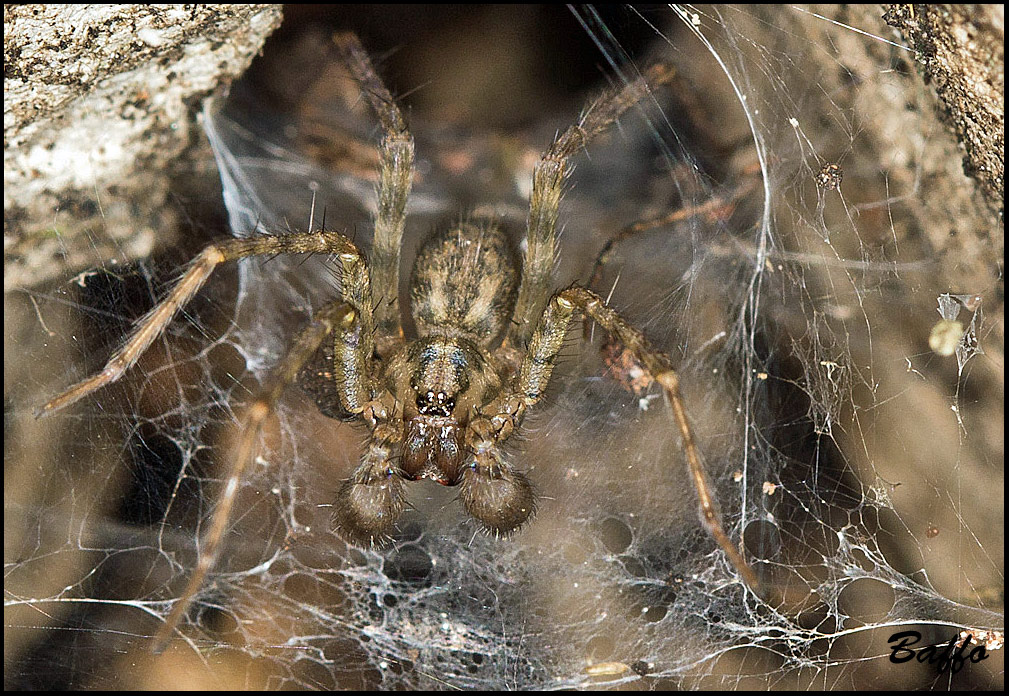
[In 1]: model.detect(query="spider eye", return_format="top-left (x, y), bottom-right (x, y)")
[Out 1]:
top-left (416, 390), bottom-right (455, 416)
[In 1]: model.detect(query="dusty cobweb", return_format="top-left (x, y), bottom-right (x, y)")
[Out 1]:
top-left (6, 5), bottom-right (1002, 690)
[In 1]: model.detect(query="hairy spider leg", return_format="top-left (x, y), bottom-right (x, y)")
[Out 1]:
top-left (333, 32), bottom-right (415, 342)
top-left (476, 286), bottom-right (760, 589)
top-left (586, 175), bottom-right (760, 291)
top-left (509, 63), bottom-right (677, 348)
top-left (36, 230), bottom-right (371, 418)
top-left (151, 300), bottom-right (371, 652)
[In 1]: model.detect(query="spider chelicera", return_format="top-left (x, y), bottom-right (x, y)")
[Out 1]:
top-left (38, 33), bottom-right (758, 650)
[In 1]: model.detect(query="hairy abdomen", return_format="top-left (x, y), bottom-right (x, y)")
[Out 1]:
top-left (410, 222), bottom-right (517, 346)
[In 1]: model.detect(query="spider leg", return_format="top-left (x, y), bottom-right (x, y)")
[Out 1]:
top-left (586, 175), bottom-right (759, 291)
top-left (508, 63), bottom-right (676, 348)
top-left (580, 176), bottom-right (759, 351)
top-left (36, 230), bottom-right (368, 417)
top-left (152, 300), bottom-right (365, 653)
top-left (491, 286), bottom-right (759, 589)
top-left (334, 32), bottom-right (415, 343)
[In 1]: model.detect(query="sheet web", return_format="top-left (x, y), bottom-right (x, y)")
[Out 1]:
top-left (6, 5), bottom-right (1002, 690)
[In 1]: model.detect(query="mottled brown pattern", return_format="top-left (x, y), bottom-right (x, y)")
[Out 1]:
top-left (411, 223), bottom-right (517, 344)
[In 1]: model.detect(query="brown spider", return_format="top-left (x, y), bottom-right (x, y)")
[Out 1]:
top-left (38, 34), bottom-right (758, 651)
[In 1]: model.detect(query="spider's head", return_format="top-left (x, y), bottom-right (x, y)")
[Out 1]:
top-left (407, 338), bottom-right (472, 417)
top-left (390, 335), bottom-right (502, 421)
top-left (385, 335), bottom-right (504, 484)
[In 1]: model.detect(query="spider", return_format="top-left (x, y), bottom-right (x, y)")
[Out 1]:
top-left (38, 33), bottom-right (758, 651)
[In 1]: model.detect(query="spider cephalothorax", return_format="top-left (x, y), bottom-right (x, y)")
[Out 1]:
top-left (39, 33), bottom-right (758, 651)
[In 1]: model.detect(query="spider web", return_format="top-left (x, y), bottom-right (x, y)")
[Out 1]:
top-left (6, 5), bottom-right (1003, 690)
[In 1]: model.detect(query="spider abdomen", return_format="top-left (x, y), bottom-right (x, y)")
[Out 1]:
top-left (410, 222), bottom-right (517, 345)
